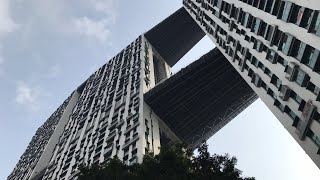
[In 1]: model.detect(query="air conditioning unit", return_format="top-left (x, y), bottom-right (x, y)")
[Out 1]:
top-left (302, 100), bottom-right (316, 120)
top-left (279, 85), bottom-right (291, 101)
top-left (251, 73), bottom-right (262, 87)
top-left (285, 62), bottom-right (299, 81)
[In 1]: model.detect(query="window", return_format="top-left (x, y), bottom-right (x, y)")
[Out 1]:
top-left (253, 0), bottom-right (260, 7)
top-left (241, 13), bottom-right (249, 26)
top-left (308, 130), bottom-right (320, 147)
top-left (264, 0), bottom-right (274, 13)
top-left (294, 69), bottom-right (310, 87)
top-left (307, 48), bottom-right (320, 71)
top-left (253, 40), bottom-right (263, 52)
top-left (290, 91), bottom-right (304, 104)
top-left (266, 49), bottom-right (278, 63)
top-left (251, 56), bottom-right (259, 67)
top-left (271, 74), bottom-right (282, 89)
top-left (252, 18), bottom-right (261, 34)
top-left (274, 100), bottom-right (285, 112)
top-left (271, 0), bottom-right (282, 16)
top-left (272, 29), bottom-right (282, 46)
top-left (309, 12), bottom-right (320, 36)
top-left (296, 42), bottom-right (307, 61)
top-left (277, 56), bottom-right (289, 67)
top-left (264, 68), bottom-right (273, 77)
top-left (258, 21), bottom-right (267, 36)
top-left (265, 25), bottom-right (274, 41)
top-left (258, 62), bottom-right (265, 71)
top-left (307, 82), bottom-right (320, 98)
top-left (280, 2), bottom-right (293, 22)
top-left (285, 106), bottom-right (298, 121)
top-left (258, 0), bottom-right (266, 10)
top-left (301, 46), bottom-right (320, 71)
top-left (278, 33), bottom-right (294, 55)
top-left (289, 5), bottom-right (302, 24)
top-left (298, 8), bottom-right (313, 28)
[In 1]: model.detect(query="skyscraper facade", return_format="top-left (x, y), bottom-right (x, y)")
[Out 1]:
top-left (8, 7), bottom-right (259, 179)
top-left (9, 8), bottom-right (256, 180)
top-left (183, 0), bottom-right (320, 168)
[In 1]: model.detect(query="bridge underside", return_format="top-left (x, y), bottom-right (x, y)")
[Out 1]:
top-left (144, 49), bottom-right (258, 148)
top-left (144, 7), bottom-right (205, 67)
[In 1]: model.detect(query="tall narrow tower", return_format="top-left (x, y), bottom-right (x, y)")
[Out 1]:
top-left (183, 0), bottom-right (320, 168)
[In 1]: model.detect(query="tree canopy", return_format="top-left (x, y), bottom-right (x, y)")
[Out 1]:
top-left (78, 142), bottom-right (255, 180)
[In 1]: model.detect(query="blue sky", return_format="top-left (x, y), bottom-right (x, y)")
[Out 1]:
top-left (0, 0), bottom-right (319, 179)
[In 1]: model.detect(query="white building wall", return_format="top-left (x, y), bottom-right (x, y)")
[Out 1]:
top-left (184, 0), bottom-right (320, 168)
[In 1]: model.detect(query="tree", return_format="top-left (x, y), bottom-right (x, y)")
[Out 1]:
top-left (78, 142), bottom-right (255, 180)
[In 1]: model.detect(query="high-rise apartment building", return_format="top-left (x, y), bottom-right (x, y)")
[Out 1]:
top-left (183, 0), bottom-right (320, 168)
top-left (8, 8), bottom-right (256, 180)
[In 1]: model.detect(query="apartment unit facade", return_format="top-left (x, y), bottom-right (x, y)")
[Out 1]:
top-left (8, 8), bottom-right (210, 180)
top-left (7, 96), bottom-right (73, 180)
top-left (39, 36), bottom-right (178, 180)
top-left (183, 0), bottom-right (320, 168)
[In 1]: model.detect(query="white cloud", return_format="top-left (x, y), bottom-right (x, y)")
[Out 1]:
top-left (15, 81), bottom-right (50, 112)
top-left (0, 0), bottom-right (19, 35)
top-left (73, 17), bottom-right (111, 41)
top-left (72, 0), bottom-right (116, 42)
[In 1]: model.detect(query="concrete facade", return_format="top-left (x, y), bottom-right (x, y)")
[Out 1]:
top-left (8, 7), bottom-right (209, 180)
top-left (10, 2), bottom-right (320, 179)
top-left (183, 0), bottom-right (320, 168)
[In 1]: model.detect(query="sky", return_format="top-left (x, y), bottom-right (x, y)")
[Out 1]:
top-left (0, 0), bottom-right (319, 179)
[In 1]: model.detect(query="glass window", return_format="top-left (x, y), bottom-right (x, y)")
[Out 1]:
top-left (307, 49), bottom-right (320, 69)
top-left (294, 69), bottom-right (309, 86)
top-left (301, 46), bottom-right (320, 71)
top-left (272, 29), bottom-right (282, 46)
top-left (259, 0), bottom-right (266, 10)
top-left (264, 0), bottom-right (273, 13)
top-left (310, 12), bottom-right (320, 36)
top-left (284, 106), bottom-right (297, 120)
top-left (266, 49), bottom-right (277, 63)
top-left (309, 130), bottom-right (320, 147)
top-left (290, 91), bottom-right (303, 104)
top-left (258, 21), bottom-right (267, 36)
top-left (277, 56), bottom-right (288, 67)
top-left (265, 68), bottom-right (273, 77)
top-left (274, 100), bottom-right (285, 112)
top-left (265, 26), bottom-right (275, 43)
top-left (271, 74), bottom-right (281, 89)
top-left (296, 42), bottom-right (306, 61)
top-left (253, 18), bottom-right (261, 34)
top-left (281, 2), bottom-right (293, 22)
top-left (258, 62), bottom-right (265, 71)
top-left (272, 0), bottom-right (281, 15)
top-left (278, 33), bottom-right (294, 55)
top-left (253, 40), bottom-right (263, 52)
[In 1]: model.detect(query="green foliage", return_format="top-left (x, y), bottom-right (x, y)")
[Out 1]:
top-left (78, 142), bottom-right (255, 180)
